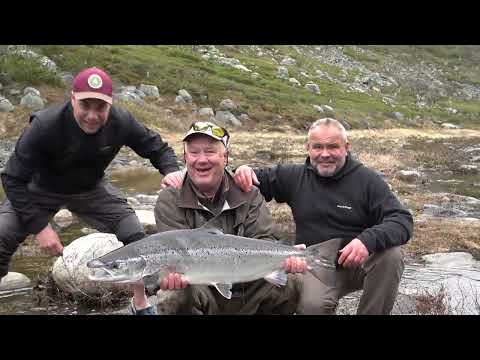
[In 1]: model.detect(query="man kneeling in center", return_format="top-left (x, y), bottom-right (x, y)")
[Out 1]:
top-left (152, 121), bottom-right (305, 314)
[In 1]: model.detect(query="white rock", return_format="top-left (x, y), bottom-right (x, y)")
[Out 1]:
top-left (178, 89), bottom-right (192, 103)
top-left (398, 170), bottom-right (420, 182)
top-left (23, 87), bottom-right (41, 97)
top-left (441, 123), bottom-right (460, 129)
top-left (304, 82), bottom-right (320, 95)
top-left (280, 57), bottom-right (297, 66)
top-left (51, 233), bottom-right (125, 296)
top-left (276, 66), bottom-right (289, 79)
top-left (289, 78), bottom-right (301, 86)
top-left (53, 209), bottom-right (75, 228)
top-left (198, 107), bottom-right (214, 117)
top-left (135, 210), bottom-right (156, 234)
top-left (0, 272), bottom-right (31, 292)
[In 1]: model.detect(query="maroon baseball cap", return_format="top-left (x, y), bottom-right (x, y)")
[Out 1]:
top-left (72, 67), bottom-right (113, 104)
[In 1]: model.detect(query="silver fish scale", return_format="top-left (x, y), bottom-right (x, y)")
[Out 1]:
top-left (94, 229), bottom-right (305, 285)
top-left (139, 230), bottom-right (303, 284)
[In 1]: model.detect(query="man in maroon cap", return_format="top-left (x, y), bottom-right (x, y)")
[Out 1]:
top-left (0, 67), bottom-right (180, 315)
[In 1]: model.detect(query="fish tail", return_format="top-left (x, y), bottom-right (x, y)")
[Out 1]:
top-left (305, 238), bottom-right (345, 272)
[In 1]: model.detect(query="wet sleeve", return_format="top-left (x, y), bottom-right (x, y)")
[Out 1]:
top-left (356, 176), bottom-right (414, 253)
top-left (0, 118), bottom-right (51, 234)
top-left (125, 114), bottom-right (180, 175)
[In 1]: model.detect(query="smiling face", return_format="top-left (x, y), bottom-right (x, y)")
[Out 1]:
top-left (71, 95), bottom-right (111, 134)
top-left (184, 135), bottom-right (228, 197)
top-left (307, 124), bottom-right (350, 177)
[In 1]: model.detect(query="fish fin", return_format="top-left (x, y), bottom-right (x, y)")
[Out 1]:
top-left (212, 283), bottom-right (232, 299)
top-left (305, 238), bottom-right (344, 287)
top-left (264, 270), bottom-right (288, 287)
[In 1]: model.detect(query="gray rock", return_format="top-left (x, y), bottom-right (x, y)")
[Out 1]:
top-left (114, 91), bottom-right (145, 105)
top-left (0, 97), bottom-right (14, 112)
top-left (276, 66), bottom-right (289, 79)
top-left (198, 107), bottom-right (214, 117)
top-left (133, 89), bottom-right (147, 98)
top-left (446, 107), bottom-right (458, 115)
top-left (138, 84), bottom-right (160, 98)
top-left (313, 105), bottom-right (324, 113)
top-left (120, 86), bottom-right (137, 93)
top-left (305, 83), bottom-right (320, 94)
top-left (178, 89), bottom-right (192, 103)
top-left (393, 112), bottom-right (404, 121)
top-left (398, 170), bottom-right (420, 182)
top-left (459, 165), bottom-right (478, 174)
top-left (219, 99), bottom-right (237, 111)
top-left (215, 111), bottom-right (242, 127)
top-left (60, 73), bottom-right (74, 86)
top-left (280, 56), bottom-right (297, 66)
top-left (9, 89), bottom-right (21, 96)
top-left (20, 93), bottom-right (44, 110)
top-left (23, 87), bottom-right (41, 97)
top-left (0, 272), bottom-right (31, 292)
top-left (289, 78), bottom-right (301, 87)
top-left (422, 204), bottom-right (467, 218)
top-left (175, 95), bottom-right (187, 105)
top-left (323, 105), bottom-right (334, 112)
top-left (441, 123), bottom-right (460, 129)
top-left (239, 114), bottom-right (250, 122)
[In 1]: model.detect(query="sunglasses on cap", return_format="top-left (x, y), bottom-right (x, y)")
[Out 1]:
top-left (185, 121), bottom-right (230, 146)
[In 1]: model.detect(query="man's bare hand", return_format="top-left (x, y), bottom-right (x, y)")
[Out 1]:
top-left (161, 170), bottom-right (186, 189)
top-left (159, 273), bottom-right (188, 290)
top-left (338, 238), bottom-right (369, 268)
top-left (283, 244), bottom-right (308, 273)
top-left (233, 165), bottom-right (259, 193)
top-left (35, 224), bottom-right (64, 256)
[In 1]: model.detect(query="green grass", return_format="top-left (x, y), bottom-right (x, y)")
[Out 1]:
top-left (1, 45), bottom-right (478, 130)
top-left (0, 54), bottom-right (62, 86)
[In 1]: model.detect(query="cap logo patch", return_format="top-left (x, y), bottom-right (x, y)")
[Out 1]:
top-left (88, 74), bottom-right (103, 89)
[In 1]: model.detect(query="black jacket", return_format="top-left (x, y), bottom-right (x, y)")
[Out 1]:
top-left (254, 154), bottom-right (413, 253)
top-left (1, 101), bottom-right (179, 234)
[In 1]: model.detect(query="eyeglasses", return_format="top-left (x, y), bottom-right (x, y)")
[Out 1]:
top-left (190, 122), bottom-right (229, 139)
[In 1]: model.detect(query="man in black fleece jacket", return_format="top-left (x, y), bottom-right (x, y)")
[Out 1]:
top-left (0, 67), bottom-right (180, 314)
top-left (234, 118), bottom-right (413, 314)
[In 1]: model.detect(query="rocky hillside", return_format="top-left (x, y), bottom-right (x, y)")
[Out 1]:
top-left (1, 45), bottom-right (479, 138)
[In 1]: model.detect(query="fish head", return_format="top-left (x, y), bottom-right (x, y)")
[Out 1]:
top-left (86, 256), bottom-right (147, 283)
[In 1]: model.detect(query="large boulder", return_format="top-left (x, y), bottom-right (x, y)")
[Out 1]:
top-left (23, 87), bottom-right (41, 97)
top-left (0, 272), bottom-right (31, 292)
top-left (20, 93), bottom-right (44, 110)
top-left (51, 233), bottom-right (126, 297)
